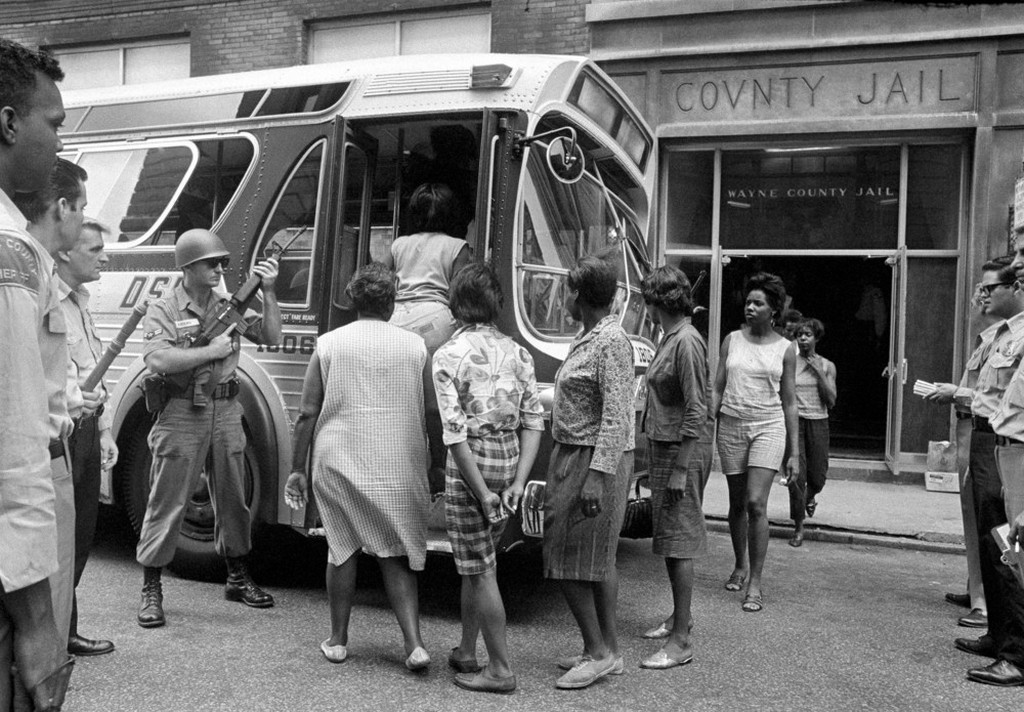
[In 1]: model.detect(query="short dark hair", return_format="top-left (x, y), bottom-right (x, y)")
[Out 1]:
top-left (745, 271), bottom-right (787, 319)
top-left (0, 39), bottom-right (63, 115)
top-left (407, 182), bottom-right (462, 236)
top-left (345, 262), bottom-right (395, 318)
top-left (14, 158), bottom-right (88, 224)
top-left (641, 265), bottom-right (693, 316)
top-left (795, 317), bottom-right (825, 341)
top-left (781, 308), bottom-right (803, 325)
top-left (983, 255), bottom-right (1016, 284)
top-left (568, 254), bottom-right (618, 309)
top-left (449, 262), bottom-right (502, 324)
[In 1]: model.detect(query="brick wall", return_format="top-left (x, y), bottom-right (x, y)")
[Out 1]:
top-left (0, 0), bottom-right (589, 76)
top-left (492, 0), bottom-right (589, 56)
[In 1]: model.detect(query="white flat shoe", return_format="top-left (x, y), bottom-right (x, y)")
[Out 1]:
top-left (640, 649), bottom-right (693, 670)
top-left (642, 622), bottom-right (670, 639)
top-left (405, 646), bottom-right (430, 671)
top-left (320, 639), bottom-right (347, 663)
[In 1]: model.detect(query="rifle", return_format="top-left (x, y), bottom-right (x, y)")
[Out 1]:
top-left (81, 300), bottom-right (149, 393)
top-left (186, 227), bottom-right (307, 406)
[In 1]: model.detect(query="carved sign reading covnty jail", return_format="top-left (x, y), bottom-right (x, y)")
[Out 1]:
top-left (662, 56), bottom-right (975, 123)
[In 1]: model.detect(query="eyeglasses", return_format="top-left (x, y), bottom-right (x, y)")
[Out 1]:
top-left (979, 281), bottom-right (1015, 296)
top-left (199, 257), bottom-right (230, 270)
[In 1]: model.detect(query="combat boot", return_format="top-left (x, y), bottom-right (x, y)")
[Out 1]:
top-left (225, 557), bottom-right (274, 608)
top-left (137, 566), bottom-right (165, 628)
top-left (29, 657), bottom-right (74, 711)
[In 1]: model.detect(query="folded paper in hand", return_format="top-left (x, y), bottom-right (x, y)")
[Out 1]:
top-left (914, 379), bottom-right (937, 398)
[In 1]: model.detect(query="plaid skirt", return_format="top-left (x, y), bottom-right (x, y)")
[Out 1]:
top-left (542, 443), bottom-right (633, 582)
top-left (445, 430), bottom-right (519, 575)
top-left (648, 439), bottom-right (709, 559)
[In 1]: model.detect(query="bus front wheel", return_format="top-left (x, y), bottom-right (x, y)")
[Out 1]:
top-left (118, 415), bottom-right (264, 582)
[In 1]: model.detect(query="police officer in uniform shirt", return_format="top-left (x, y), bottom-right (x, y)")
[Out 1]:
top-left (56, 219), bottom-right (117, 657)
top-left (135, 228), bottom-right (281, 628)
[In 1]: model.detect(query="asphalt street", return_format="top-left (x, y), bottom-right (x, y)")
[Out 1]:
top-left (65, 507), bottom-right (1018, 712)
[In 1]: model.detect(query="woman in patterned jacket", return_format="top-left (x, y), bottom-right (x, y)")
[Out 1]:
top-left (432, 263), bottom-right (544, 694)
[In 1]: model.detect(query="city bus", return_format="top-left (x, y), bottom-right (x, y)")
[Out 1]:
top-left (60, 53), bottom-right (657, 576)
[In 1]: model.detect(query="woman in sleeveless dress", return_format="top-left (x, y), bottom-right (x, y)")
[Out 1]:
top-left (710, 272), bottom-right (798, 613)
top-left (285, 263), bottom-right (432, 671)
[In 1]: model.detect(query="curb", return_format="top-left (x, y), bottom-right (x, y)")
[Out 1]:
top-left (704, 517), bottom-right (966, 555)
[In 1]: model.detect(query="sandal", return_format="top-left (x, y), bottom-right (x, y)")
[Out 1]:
top-left (724, 572), bottom-right (746, 592)
top-left (806, 498), bottom-right (817, 518)
top-left (741, 594), bottom-right (764, 613)
top-left (789, 532), bottom-right (803, 547)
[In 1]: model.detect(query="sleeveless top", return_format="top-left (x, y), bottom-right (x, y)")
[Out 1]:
top-left (391, 232), bottom-right (466, 304)
top-left (794, 356), bottom-right (830, 420)
top-left (720, 330), bottom-right (791, 421)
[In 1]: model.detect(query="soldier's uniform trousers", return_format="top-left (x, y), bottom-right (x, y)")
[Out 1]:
top-left (135, 396), bottom-right (252, 568)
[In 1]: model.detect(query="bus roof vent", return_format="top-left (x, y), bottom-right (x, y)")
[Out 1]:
top-left (363, 69), bottom-right (471, 97)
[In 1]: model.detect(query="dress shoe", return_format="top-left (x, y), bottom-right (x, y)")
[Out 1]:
top-left (448, 647), bottom-right (481, 673)
top-left (320, 639), bottom-right (347, 663)
top-left (640, 648), bottom-right (693, 670)
top-left (958, 608), bottom-right (987, 628)
top-left (945, 591), bottom-right (971, 608)
top-left (954, 635), bottom-right (996, 658)
top-left (405, 646), bottom-right (430, 671)
top-left (967, 659), bottom-right (1024, 686)
top-left (225, 557), bottom-right (274, 608)
top-left (138, 566), bottom-right (165, 628)
top-left (67, 634), bottom-right (114, 656)
top-left (557, 653), bottom-right (624, 675)
top-left (453, 671), bottom-right (516, 694)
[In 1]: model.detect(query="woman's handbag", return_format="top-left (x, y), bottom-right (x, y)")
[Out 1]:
top-left (619, 477), bottom-right (652, 539)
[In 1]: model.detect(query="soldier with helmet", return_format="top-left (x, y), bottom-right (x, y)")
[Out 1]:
top-left (135, 228), bottom-right (281, 628)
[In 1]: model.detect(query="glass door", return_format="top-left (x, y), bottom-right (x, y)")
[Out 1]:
top-left (884, 247), bottom-right (907, 473)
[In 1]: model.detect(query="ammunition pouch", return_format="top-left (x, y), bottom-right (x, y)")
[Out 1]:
top-left (140, 374), bottom-right (169, 414)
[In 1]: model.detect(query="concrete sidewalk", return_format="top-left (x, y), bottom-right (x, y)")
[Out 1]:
top-left (699, 472), bottom-right (966, 553)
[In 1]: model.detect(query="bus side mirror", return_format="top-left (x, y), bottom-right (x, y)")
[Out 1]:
top-left (547, 136), bottom-right (585, 185)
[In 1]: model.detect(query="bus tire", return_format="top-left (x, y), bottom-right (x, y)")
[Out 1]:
top-left (116, 411), bottom-right (265, 582)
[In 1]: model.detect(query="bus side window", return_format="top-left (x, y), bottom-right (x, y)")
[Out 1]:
top-left (255, 141), bottom-right (325, 307)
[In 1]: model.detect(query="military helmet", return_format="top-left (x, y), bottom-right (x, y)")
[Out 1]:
top-left (174, 229), bottom-right (230, 269)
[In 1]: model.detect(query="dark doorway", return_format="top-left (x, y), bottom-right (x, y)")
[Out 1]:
top-left (720, 255), bottom-right (892, 460)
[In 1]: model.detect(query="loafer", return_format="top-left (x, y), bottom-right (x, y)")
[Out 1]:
top-left (453, 671), bottom-right (516, 694)
top-left (405, 646), bottom-right (430, 671)
top-left (448, 647), bottom-right (481, 673)
top-left (958, 608), bottom-right (987, 628)
top-left (640, 649), bottom-right (693, 670)
top-left (320, 639), bottom-right (347, 663)
top-left (555, 654), bottom-right (617, 689)
top-left (955, 636), bottom-right (997, 658)
top-left (557, 653), bottom-right (624, 675)
top-left (967, 659), bottom-right (1024, 686)
top-left (945, 592), bottom-right (971, 608)
top-left (67, 634), bottom-right (114, 657)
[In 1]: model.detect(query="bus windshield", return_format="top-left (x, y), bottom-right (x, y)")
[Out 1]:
top-left (518, 125), bottom-right (651, 341)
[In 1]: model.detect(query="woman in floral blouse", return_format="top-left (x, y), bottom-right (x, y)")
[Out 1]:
top-left (532, 255), bottom-right (635, 690)
top-left (433, 263), bottom-right (544, 694)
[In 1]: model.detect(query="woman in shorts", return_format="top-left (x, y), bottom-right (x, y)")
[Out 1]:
top-left (637, 265), bottom-right (713, 669)
top-left (711, 272), bottom-right (798, 613)
top-left (432, 263), bottom-right (544, 694)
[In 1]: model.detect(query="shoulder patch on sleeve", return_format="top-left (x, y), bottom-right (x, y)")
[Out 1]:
top-left (0, 234), bottom-right (41, 292)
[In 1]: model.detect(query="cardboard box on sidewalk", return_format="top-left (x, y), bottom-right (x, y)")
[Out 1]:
top-left (925, 441), bottom-right (958, 492)
top-left (925, 470), bottom-right (959, 492)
